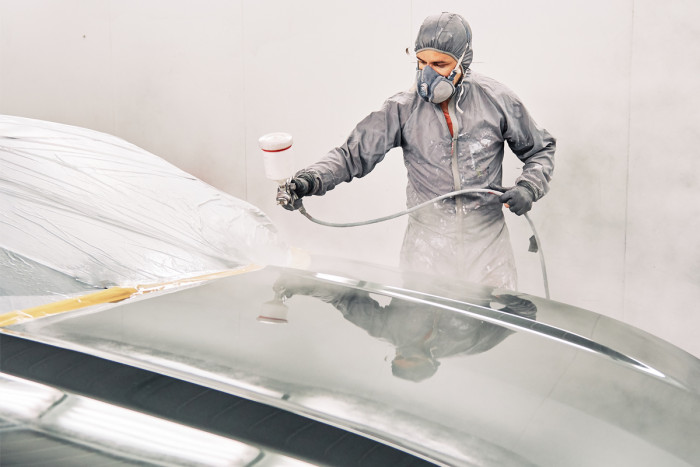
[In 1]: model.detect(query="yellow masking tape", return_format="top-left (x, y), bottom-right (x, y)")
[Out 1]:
top-left (0, 264), bottom-right (263, 328)
top-left (0, 287), bottom-right (138, 328)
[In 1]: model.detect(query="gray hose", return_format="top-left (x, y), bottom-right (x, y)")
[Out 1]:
top-left (296, 188), bottom-right (550, 299)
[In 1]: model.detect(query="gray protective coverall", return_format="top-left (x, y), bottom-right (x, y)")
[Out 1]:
top-left (304, 15), bottom-right (555, 290)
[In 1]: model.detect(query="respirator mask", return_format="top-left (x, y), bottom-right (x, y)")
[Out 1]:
top-left (416, 47), bottom-right (467, 104)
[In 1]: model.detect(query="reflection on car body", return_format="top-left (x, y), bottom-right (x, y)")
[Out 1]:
top-left (273, 271), bottom-right (537, 382)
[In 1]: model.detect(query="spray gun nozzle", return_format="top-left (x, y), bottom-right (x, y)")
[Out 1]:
top-left (276, 178), bottom-right (305, 211)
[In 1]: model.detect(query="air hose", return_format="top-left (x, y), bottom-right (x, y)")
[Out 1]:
top-left (296, 188), bottom-right (550, 299)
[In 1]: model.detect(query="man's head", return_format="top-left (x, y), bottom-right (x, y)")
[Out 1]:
top-left (414, 12), bottom-right (473, 76)
top-left (416, 49), bottom-right (462, 84)
top-left (391, 348), bottom-right (440, 382)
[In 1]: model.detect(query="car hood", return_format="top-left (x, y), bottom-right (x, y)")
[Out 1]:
top-left (2, 256), bottom-right (700, 466)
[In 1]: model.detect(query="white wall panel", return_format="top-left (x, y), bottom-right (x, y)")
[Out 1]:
top-left (0, 0), bottom-right (114, 131)
top-left (625, 0), bottom-right (700, 355)
top-left (108, 0), bottom-right (244, 197)
top-left (0, 0), bottom-right (246, 197)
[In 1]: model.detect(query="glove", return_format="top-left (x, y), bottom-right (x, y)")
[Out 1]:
top-left (498, 183), bottom-right (536, 216)
top-left (276, 171), bottom-right (318, 211)
top-left (491, 294), bottom-right (538, 319)
top-left (273, 273), bottom-right (351, 303)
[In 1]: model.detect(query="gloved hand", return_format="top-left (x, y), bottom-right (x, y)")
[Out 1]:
top-left (498, 183), bottom-right (536, 216)
top-left (273, 273), bottom-right (351, 303)
top-left (491, 294), bottom-right (538, 319)
top-left (276, 171), bottom-right (318, 211)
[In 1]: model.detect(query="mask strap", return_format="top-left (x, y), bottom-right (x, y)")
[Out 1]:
top-left (456, 85), bottom-right (466, 114)
top-left (450, 44), bottom-right (469, 112)
top-left (447, 45), bottom-right (468, 81)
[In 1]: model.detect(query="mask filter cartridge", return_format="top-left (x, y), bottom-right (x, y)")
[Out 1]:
top-left (416, 65), bottom-right (457, 104)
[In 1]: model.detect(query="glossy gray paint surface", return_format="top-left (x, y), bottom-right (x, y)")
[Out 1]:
top-left (0, 372), bottom-right (313, 467)
top-left (5, 260), bottom-right (700, 466)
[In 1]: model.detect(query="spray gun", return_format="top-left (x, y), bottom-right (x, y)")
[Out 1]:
top-left (258, 133), bottom-right (319, 211)
top-left (257, 132), bottom-right (309, 209)
top-left (258, 133), bottom-right (550, 299)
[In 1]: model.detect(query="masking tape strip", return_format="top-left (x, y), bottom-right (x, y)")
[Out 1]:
top-left (0, 264), bottom-right (263, 328)
top-left (0, 287), bottom-right (138, 328)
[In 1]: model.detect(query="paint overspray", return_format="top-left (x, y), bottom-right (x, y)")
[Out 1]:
top-left (258, 133), bottom-right (550, 300)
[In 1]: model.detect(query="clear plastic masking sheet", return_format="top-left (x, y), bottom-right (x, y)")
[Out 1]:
top-left (0, 115), bottom-right (292, 313)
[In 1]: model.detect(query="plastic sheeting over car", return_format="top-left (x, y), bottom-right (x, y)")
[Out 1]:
top-left (0, 115), bottom-right (292, 290)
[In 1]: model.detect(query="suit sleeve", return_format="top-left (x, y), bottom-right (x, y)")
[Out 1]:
top-left (304, 99), bottom-right (404, 195)
top-left (501, 94), bottom-right (556, 200)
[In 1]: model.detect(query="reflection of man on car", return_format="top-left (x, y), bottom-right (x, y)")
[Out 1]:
top-left (273, 273), bottom-right (536, 382)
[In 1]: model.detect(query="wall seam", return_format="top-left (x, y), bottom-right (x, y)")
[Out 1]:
top-left (622, 0), bottom-right (636, 322)
top-left (0, 8), bottom-right (5, 111)
top-left (108, 0), bottom-right (116, 135)
top-left (240, 1), bottom-right (248, 201)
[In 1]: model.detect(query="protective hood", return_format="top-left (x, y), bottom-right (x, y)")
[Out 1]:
top-left (415, 12), bottom-right (473, 74)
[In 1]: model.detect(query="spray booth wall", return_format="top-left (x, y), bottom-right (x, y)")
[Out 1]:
top-left (1, 0), bottom-right (699, 358)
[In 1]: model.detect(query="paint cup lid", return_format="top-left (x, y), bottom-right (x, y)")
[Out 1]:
top-left (259, 133), bottom-right (293, 152)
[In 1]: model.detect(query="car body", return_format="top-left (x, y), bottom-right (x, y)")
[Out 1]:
top-left (2, 115), bottom-right (699, 466)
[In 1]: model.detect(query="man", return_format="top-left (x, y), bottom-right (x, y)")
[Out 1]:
top-left (278, 12), bottom-right (555, 290)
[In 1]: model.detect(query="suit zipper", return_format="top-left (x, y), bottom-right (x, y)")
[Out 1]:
top-left (447, 98), bottom-right (465, 273)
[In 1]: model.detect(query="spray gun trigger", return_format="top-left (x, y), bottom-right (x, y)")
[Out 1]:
top-left (276, 178), bottom-right (304, 211)
top-left (276, 179), bottom-right (294, 206)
